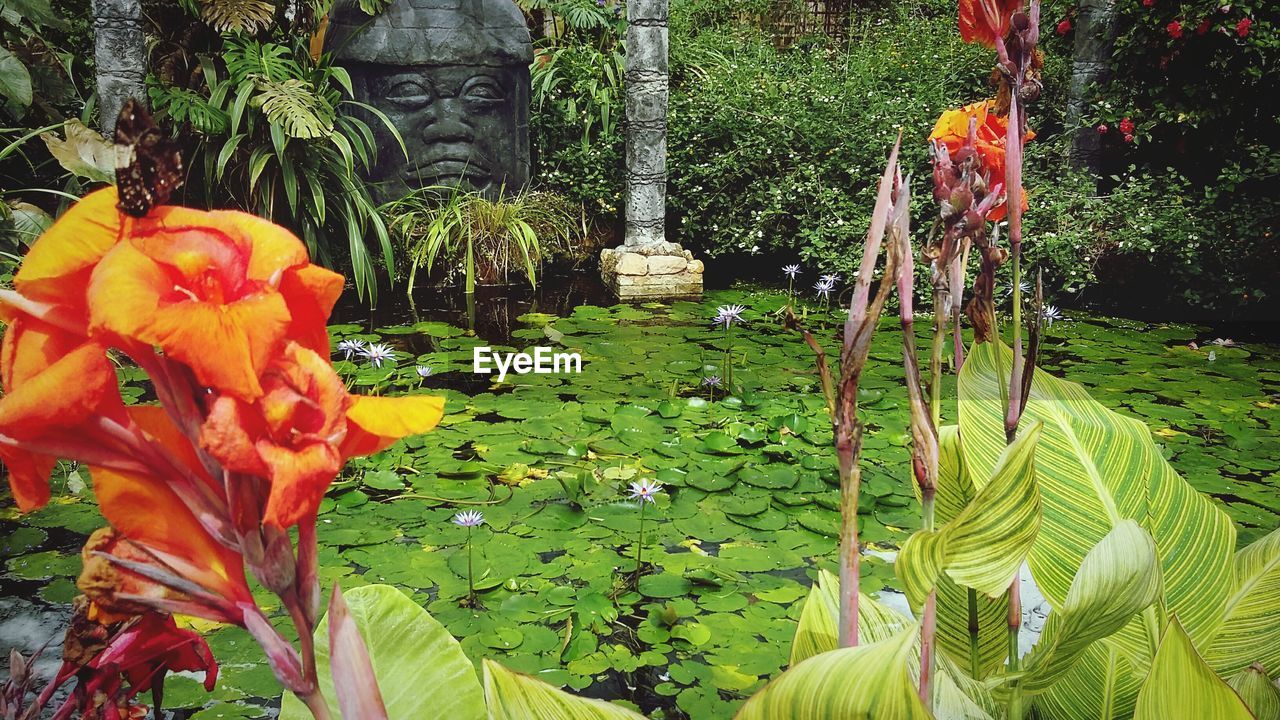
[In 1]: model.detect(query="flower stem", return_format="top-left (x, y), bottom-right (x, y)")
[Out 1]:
top-left (633, 501), bottom-right (647, 587)
top-left (466, 526), bottom-right (475, 605)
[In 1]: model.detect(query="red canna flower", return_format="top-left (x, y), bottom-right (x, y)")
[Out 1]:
top-left (1236, 17), bottom-right (1251, 36)
top-left (1056, 18), bottom-right (1072, 34)
top-left (958, 0), bottom-right (1023, 47)
top-left (1167, 20), bottom-right (1183, 38)
top-left (1119, 117), bottom-right (1135, 134)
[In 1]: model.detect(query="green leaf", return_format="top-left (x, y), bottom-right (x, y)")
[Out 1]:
top-left (1204, 526), bottom-right (1280, 677)
top-left (1020, 520), bottom-right (1162, 695)
top-left (958, 343), bottom-right (1234, 682)
top-left (1133, 618), bottom-right (1254, 720)
top-left (483, 659), bottom-right (646, 719)
top-left (199, 0), bottom-right (275, 32)
top-left (279, 584), bottom-right (485, 720)
top-left (0, 47), bottom-right (32, 112)
top-left (1226, 664), bottom-right (1280, 720)
top-left (255, 77), bottom-right (335, 139)
top-left (896, 423), bottom-right (1042, 607)
top-left (40, 119), bottom-right (114, 183)
top-left (929, 426), bottom-right (1008, 680)
top-left (790, 570), bottom-right (997, 720)
top-left (790, 568), bottom-right (908, 665)
top-left (738, 624), bottom-right (931, 720)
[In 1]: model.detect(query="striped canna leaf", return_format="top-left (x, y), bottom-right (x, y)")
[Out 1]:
top-left (1017, 519), bottom-right (1162, 695)
top-left (958, 342), bottom-right (1236, 718)
top-left (483, 659), bottom-right (646, 719)
top-left (896, 422), bottom-right (1043, 608)
top-left (1134, 617), bottom-right (1255, 720)
top-left (1204, 526), bottom-right (1280, 677)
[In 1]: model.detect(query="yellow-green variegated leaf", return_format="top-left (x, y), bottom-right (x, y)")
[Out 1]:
top-left (1020, 520), bottom-right (1161, 695)
top-left (958, 342), bottom-right (1234, 653)
top-left (738, 624), bottom-right (930, 720)
top-left (1035, 642), bottom-right (1142, 720)
top-left (483, 659), bottom-right (647, 719)
top-left (1133, 618), bottom-right (1255, 720)
top-left (1205, 527), bottom-right (1280, 677)
top-left (792, 570), bottom-right (997, 719)
top-left (1227, 664), bottom-right (1280, 720)
top-left (896, 423), bottom-right (1042, 607)
top-left (791, 568), bottom-right (908, 665)
top-left (929, 426), bottom-right (1008, 680)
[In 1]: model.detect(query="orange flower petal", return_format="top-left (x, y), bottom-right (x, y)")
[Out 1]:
top-left (127, 405), bottom-right (222, 495)
top-left (259, 441), bottom-right (342, 528)
top-left (91, 464), bottom-right (251, 603)
top-left (0, 445), bottom-right (56, 511)
top-left (280, 265), bottom-right (345, 358)
top-left (2, 315), bottom-right (84, 390)
top-left (151, 294), bottom-right (291, 399)
top-left (340, 395), bottom-right (446, 458)
top-left (0, 341), bottom-right (117, 439)
top-left (14, 187), bottom-right (122, 306)
top-left (200, 397), bottom-right (269, 477)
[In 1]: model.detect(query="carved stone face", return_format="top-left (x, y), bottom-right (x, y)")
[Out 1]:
top-left (359, 64), bottom-right (526, 198)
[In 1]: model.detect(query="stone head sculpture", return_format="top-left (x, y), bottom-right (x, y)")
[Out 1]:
top-left (326, 0), bottom-right (532, 200)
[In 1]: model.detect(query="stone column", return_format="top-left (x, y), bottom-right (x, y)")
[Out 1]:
top-left (601, 0), bottom-right (703, 299)
top-left (1066, 0), bottom-right (1117, 175)
top-left (92, 0), bottom-right (147, 134)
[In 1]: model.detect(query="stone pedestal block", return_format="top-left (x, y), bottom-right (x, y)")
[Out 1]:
top-left (601, 243), bottom-right (703, 300)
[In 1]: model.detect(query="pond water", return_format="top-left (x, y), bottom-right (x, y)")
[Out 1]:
top-left (2, 276), bottom-right (1278, 719)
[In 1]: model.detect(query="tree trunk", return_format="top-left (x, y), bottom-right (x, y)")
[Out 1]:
top-left (1066, 0), bottom-right (1118, 174)
top-left (623, 0), bottom-right (668, 247)
top-left (91, 0), bottom-right (147, 134)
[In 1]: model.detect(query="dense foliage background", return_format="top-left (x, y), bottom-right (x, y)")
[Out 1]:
top-left (0, 0), bottom-right (1276, 318)
top-left (533, 0), bottom-right (1278, 320)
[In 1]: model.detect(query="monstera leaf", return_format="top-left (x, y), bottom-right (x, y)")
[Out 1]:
top-left (896, 423), bottom-right (1042, 607)
top-left (958, 342), bottom-right (1236, 718)
top-left (483, 660), bottom-right (647, 719)
top-left (1133, 618), bottom-right (1254, 720)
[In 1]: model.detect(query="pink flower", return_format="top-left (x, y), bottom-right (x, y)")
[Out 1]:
top-left (1124, 134), bottom-right (1135, 143)
top-left (1097, 123), bottom-right (1109, 134)
top-left (1057, 18), bottom-right (1072, 34)
top-left (1119, 117), bottom-right (1135, 135)
top-left (1167, 20), bottom-right (1183, 38)
top-left (1236, 17), bottom-right (1252, 36)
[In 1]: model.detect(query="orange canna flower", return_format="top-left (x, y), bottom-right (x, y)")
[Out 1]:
top-left (86, 206), bottom-right (343, 401)
top-left (929, 100), bottom-right (1035, 221)
top-left (0, 315), bottom-right (128, 511)
top-left (11, 186), bottom-right (123, 318)
top-left (87, 406), bottom-right (254, 623)
top-left (201, 342), bottom-right (445, 529)
top-left (959, 0), bottom-right (1023, 47)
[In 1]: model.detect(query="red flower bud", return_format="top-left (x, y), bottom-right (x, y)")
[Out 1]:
top-left (1057, 18), bottom-right (1072, 34)
top-left (1124, 134), bottom-right (1135, 143)
top-left (1143, 0), bottom-right (1155, 7)
top-left (1167, 20), bottom-right (1183, 38)
top-left (1236, 17), bottom-right (1252, 36)
top-left (1097, 123), bottom-right (1109, 134)
top-left (1197, 18), bottom-right (1211, 34)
